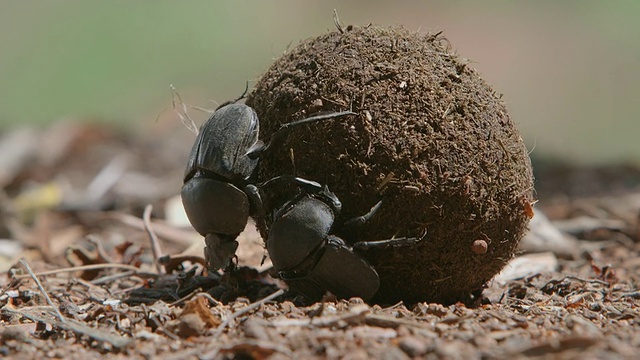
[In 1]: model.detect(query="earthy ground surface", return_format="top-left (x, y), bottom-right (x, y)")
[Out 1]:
top-left (1, 120), bottom-right (639, 359)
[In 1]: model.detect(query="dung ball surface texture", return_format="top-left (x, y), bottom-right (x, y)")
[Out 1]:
top-left (246, 26), bottom-right (534, 304)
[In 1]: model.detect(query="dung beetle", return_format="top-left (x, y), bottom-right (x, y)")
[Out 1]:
top-left (181, 101), bottom-right (355, 272)
top-left (257, 175), bottom-right (418, 302)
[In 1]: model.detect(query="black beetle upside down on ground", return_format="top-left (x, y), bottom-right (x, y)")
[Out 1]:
top-left (181, 99), bottom-right (417, 302)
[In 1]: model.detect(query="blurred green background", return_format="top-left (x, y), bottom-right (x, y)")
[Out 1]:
top-left (0, 1), bottom-right (638, 164)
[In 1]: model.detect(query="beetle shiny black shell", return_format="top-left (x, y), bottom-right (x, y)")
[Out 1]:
top-left (181, 104), bottom-right (262, 236)
top-left (183, 104), bottom-right (260, 183)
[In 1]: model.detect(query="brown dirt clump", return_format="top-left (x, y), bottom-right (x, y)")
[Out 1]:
top-left (246, 25), bottom-right (534, 305)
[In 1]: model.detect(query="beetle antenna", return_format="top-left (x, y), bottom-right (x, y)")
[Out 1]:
top-left (247, 111), bottom-right (356, 159)
top-left (353, 237), bottom-right (420, 251)
top-left (259, 175), bottom-right (323, 193)
top-left (235, 81), bottom-right (250, 101)
top-left (343, 199), bottom-right (384, 230)
top-left (215, 81), bottom-right (250, 110)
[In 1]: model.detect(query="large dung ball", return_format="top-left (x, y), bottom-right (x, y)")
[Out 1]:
top-left (246, 26), bottom-right (534, 304)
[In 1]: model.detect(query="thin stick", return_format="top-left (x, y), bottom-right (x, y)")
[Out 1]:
top-left (90, 270), bottom-right (136, 285)
top-left (152, 317), bottom-right (181, 341)
top-left (143, 204), bottom-right (165, 274)
top-left (212, 289), bottom-right (284, 338)
top-left (12, 263), bottom-right (156, 279)
top-left (333, 9), bottom-right (344, 34)
top-left (104, 211), bottom-right (194, 247)
top-left (19, 259), bottom-right (66, 324)
top-left (86, 234), bottom-right (114, 263)
top-left (170, 291), bottom-right (220, 307)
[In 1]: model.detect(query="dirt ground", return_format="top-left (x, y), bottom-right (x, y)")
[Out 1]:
top-left (0, 120), bottom-right (639, 359)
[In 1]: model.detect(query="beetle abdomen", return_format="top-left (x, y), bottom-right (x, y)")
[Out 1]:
top-left (268, 196), bottom-right (334, 271)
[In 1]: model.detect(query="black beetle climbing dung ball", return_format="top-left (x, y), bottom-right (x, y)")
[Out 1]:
top-left (246, 26), bottom-right (534, 304)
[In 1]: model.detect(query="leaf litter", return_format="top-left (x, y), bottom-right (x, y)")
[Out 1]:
top-left (0, 119), bottom-right (639, 359)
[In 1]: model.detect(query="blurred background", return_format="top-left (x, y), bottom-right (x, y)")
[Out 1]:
top-left (0, 0), bottom-right (638, 164)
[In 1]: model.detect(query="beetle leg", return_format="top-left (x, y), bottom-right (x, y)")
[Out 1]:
top-left (352, 237), bottom-right (421, 251)
top-left (260, 175), bottom-right (342, 215)
top-left (342, 199), bottom-right (384, 230)
top-left (246, 111), bottom-right (356, 159)
top-left (224, 254), bottom-right (239, 273)
top-left (244, 184), bottom-right (269, 241)
top-left (280, 235), bottom-right (380, 302)
top-left (260, 175), bottom-right (324, 193)
top-left (338, 199), bottom-right (384, 241)
top-left (260, 175), bottom-right (340, 207)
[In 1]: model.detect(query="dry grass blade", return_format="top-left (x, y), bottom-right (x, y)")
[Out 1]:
top-left (212, 289), bottom-right (284, 338)
top-left (143, 204), bottom-right (165, 274)
top-left (170, 84), bottom-right (199, 136)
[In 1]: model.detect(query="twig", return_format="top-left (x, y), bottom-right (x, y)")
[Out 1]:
top-left (2, 307), bottom-right (133, 348)
top-left (143, 204), bottom-right (165, 274)
top-left (364, 313), bottom-right (425, 329)
top-left (72, 278), bottom-right (112, 300)
top-left (333, 9), bottom-right (344, 34)
top-left (18, 259), bottom-right (66, 324)
top-left (170, 291), bottom-right (220, 307)
top-left (151, 317), bottom-right (181, 341)
top-left (376, 172), bottom-right (395, 193)
top-left (90, 270), bottom-right (136, 285)
top-left (86, 234), bottom-right (115, 263)
top-left (12, 263), bottom-right (156, 280)
top-left (611, 291), bottom-right (640, 301)
top-left (104, 211), bottom-right (195, 247)
top-left (382, 301), bottom-right (406, 310)
top-left (271, 304), bottom-right (370, 328)
top-left (169, 287), bottom-right (203, 306)
top-left (565, 275), bottom-right (610, 286)
top-left (212, 289), bottom-right (284, 338)
top-left (269, 310), bottom-right (428, 330)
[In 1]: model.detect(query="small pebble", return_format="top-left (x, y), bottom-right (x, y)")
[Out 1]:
top-left (471, 239), bottom-right (488, 254)
top-left (399, 336), bottom-right (429, 357)
top-left (177, 313), bottom-right (205, 338)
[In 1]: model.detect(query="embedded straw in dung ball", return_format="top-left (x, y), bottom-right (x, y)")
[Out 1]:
top-left (246, 25), bottom-right (534, 304)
